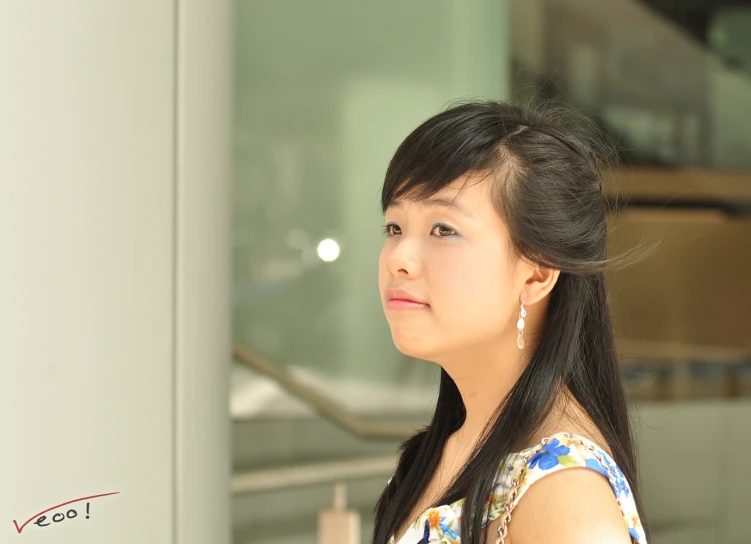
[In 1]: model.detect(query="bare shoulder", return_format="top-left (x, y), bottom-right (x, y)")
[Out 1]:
top-left (483, 468), bottom-right (631, 544)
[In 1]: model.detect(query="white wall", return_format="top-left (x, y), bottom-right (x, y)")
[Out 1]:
top-left (0, 2), bottom-right (232, 543)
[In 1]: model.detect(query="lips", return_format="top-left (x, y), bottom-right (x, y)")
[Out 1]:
top-left (384, 288), bottom-right (430, 309)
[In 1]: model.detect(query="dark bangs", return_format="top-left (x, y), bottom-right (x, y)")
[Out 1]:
top-left (380, 100), bottom-right (529, 213)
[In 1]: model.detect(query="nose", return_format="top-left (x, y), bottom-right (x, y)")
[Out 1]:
top-left (385, 237), bottom-right (421, 277)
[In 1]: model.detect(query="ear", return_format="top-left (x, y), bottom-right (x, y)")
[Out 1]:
top-left (520, 264), bottom-right (560, 306)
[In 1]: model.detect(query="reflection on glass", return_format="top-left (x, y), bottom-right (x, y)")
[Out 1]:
top-left (233, 0), bottom-right (510, 413)
top-left (316, 239), bottom-right (340, 262)
top-left (511, 0), bottom-right (751, 170)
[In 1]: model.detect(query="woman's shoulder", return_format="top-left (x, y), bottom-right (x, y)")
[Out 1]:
top-left (494, 432), bottom-right (634, 500)
top-left (486, 432), bottom-right (646, 543)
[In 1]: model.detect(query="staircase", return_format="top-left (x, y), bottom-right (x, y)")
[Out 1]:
top-left (230, 360), bottom-right (431, 544)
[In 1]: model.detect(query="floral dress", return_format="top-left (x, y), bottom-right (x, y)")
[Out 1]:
top-left (388, 431), bottom-right (647, 544)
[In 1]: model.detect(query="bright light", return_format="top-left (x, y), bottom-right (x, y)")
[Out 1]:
top-left (316, 238), bottom-right (340, 262)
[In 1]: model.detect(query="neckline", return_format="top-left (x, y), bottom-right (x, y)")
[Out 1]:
top-left (389, 431), bottom-right (606, 544)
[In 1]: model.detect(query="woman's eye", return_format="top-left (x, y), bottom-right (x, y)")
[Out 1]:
top-left (383, 223), bottom-right (456, 237)
top-left (431, 224), bottom-right (457, 237)
top-left (383, 223), bottom-right (401, 236)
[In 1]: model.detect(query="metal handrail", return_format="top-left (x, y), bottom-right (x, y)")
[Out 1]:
top-left (231, 456), bottom-right (395, 495)
top-left (232, 342), bottom-right (415, 441)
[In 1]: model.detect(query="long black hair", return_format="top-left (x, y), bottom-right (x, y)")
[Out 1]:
top-left (371, 100), bottom-right (648, 543)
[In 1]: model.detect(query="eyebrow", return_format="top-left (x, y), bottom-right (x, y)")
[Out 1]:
top-left (391, 197), bottom-right (476, 220)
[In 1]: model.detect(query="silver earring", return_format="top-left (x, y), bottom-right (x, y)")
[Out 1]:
top-left (516, 295), bottom-right (527, 349)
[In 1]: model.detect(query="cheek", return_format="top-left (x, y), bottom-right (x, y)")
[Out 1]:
top-left (377, 247), bottom-right (389, 295)
top-left (435, 246), bottom-right (514, 332)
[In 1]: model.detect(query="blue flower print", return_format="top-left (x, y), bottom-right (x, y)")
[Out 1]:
top-left (439, 519), bottom-right (458, 540)
top-left (615, 471), bottom-right (631, 498)
top-left (586, 457), bottom-right (631, 499)
top-left (599, 455), bottom-right (631, 498)
top-left (629, 527), bottom-right (641, 541)
top-left (417, 518), bottom-right (430, 544)
top-left (528, 438), bottom-right (570, 470)
top-left (586, 457), bottom-right (607, 476)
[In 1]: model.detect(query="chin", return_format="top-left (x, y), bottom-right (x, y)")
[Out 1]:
top-left (390, 330), bottom-right (440, 361)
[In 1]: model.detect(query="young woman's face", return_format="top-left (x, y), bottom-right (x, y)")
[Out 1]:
top-left (378, 173), bottom-right (523, 361)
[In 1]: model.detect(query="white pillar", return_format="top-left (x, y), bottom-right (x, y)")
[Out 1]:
top-left (0, 2), bottom-right (232, 543)
top-left (174, 1), bottom-right (234, 543)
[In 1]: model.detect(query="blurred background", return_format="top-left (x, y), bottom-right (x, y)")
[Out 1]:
top-left (231, 1), bottom-right (750, 543)
top-left (2, 1), bottom-right (749, 544)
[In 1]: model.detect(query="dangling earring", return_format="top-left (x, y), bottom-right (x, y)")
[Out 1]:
top-left (516, 294), bottom-right (527, 349)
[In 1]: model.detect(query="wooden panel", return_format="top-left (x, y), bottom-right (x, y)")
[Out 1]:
top-left (606, 168), bottom-right (751, 362)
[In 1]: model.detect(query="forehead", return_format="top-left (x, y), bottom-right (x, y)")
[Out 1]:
top-left (389, 171), bottom-right (495, 215)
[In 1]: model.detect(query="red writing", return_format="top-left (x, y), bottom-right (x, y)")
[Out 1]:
top-left (12, 492), bottom-right (119, 534)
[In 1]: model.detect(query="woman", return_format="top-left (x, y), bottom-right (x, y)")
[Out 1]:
top-left (372, 101), bottom-right (648, 544)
